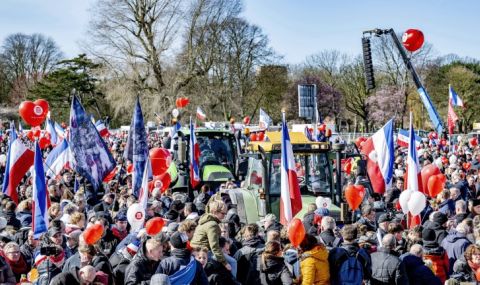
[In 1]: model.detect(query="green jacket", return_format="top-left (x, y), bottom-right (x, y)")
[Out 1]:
top-left (190, 213), bottom-right (226, 265)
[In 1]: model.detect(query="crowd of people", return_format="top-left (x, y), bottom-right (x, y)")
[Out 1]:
top-left (1, 126), bottom-right (480, 285)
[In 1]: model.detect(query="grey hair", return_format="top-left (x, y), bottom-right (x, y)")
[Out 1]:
top-left (456, 200), bottom-right (467, 213)
top-left (456, 222), bottom-right (471, 235)
top-left (409, 243), bottom-right (423, 257)
top-left (382, 234), bottom-right (396, 249)
top-left (321, 216), bottom-right (336, 231)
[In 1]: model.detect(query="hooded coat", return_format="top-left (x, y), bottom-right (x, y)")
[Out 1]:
top-left (190, 214), bottom-right (225, 265)
top-left (258, 255), bottom-right (292, 285)
top-left (441, 231), bottom-right (471, 274)
top-left (124, 240), bottom-right (160, 285)
top-left (300, 245), bottom-right (329, 285)
top-left (400, 253), bottom-right (441, 285)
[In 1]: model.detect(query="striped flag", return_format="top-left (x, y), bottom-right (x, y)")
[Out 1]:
top-left (138, 157), bottom-right (150, 211)
top-left (259, 108), bottom-right (272, 130)
top-left (449, 85), bottom-right (464, 107)
top-left (95, 120), bottom-right (109, 137)
top-left (44, 139), bottom-right (72, 179)
top-left (189, 117), bottom-right (201, 188)
top-left (45, 118), bottom-right (58, 146)
top-left (196, 107), bottom-right (206, 121)
top-left (32, 142), bottom-right (49, 239)
top-left (397, 129), bottom-right (421, 148)
top-left (280, 113), bottom-right (302, 225)
top-left (407, 113), bottom-right (422, 193)
top-left (2, 124), bottom-right (34, 203)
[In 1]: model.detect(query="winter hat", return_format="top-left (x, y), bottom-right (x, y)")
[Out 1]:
top-left (169, 232), bottom-right (188, 249)
top-left (472, 199), bottom-right (480, 207)
top-left (432, 212), bottom-right (448, 226)
top-left (422, 227), bottom-right (438, 248)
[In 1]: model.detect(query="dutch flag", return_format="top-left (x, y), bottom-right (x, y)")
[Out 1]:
top-left (406, 113), bottom-right (423, 193)
top-left (189, 117), bottom-right (201, 188)
top-left (449, 85), bottom-right (464, 107)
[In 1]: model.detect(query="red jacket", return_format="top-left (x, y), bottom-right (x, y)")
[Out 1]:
top-left (423, 248), bottom-right (449, 283)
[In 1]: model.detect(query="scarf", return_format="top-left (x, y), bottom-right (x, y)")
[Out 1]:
top-left (111, 227), bottom-right (128, 240)
top-left (6, 255), bottom-right (29, 276)
top-left (468, 260), bottom-right (480, 280)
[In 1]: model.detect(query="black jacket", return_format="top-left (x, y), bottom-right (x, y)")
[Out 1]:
top-left (36, 258), bottom-right (63, 285)
top-left (328, 243), bottom-right (372, 285)
top-left (62, 251), bottom-right (114, 285)
top-left (203, 258), bottom-right (238, 285)
top-left (124, 241), bottom-right (160, 285)
top-left (156, 248), bottom-right (208, 285)
top-left (0, 256), bottom-right (15, 285)
top-left (2, 211), bottom-right (21, 230)
top-left (302, 211), bottom-right (315, 231)
top-left (258, 255), bottom-right (292, 285)
top-left (50, 265), bottom-right (81, 285)
top-left (424, 221), bottom-right (448, 245)
top-left (370, 248), bottom-right (409, 285)
top-left (110, 249), bottom-right (135, 285)
top-left (319, 229), bottom-right (342, 249)
top-left (234, 236), bottom-right (265, 284)
top-left (400, 253), bottom-right (441, 285)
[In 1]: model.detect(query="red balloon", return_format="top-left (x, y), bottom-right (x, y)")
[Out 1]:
top-left (476, 267), bottom-right (480, 282)
top-left (26, 131), bottom-right (35, 141)
top-left (463, 162), bottom-right (472, 171)
top-left (402, 29), bottom-right (424, 52)
top-left (175, 97), bottom-right (190, 108)
top-left (470, 137), bottom-right (478, 147)
top-left (39, 137), bottom-right (50, 149)
top-left (287, 218), bottom-right (305, 247)
top-left (152, 172), bottom-right (171, 193)
top-left (319, 124), bottom-right (326, 132)
top-left (33, 129), bottom-right (41, 138)
top-left (83, 224), bottom-right (104, 245)
top-left (243, 116), bottom-right (251, 125)
top-left (150, 148), bottom-right (171, 176)
top-left (18, 100), bottom-right (49, 127)
top-left (345, 184), bottom-right (365, 211)
top-left (257, 132), bottom-right (265, 141)
top-left (344, 162), bottom-right (352, 175)
top-left (428, 174), bottom-right (445, 198)
top-left (249, 133), bottom-right (257, 141)
top-left (145, 217), bottom-right (165, 236)
top-left (421, 164), bottom-right (441, 194)
top-left (355, 137), bottom-right (367, 149)
top-left (441, 157), bottom-right (449, 165)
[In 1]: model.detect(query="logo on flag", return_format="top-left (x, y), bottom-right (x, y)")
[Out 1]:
top-left (280, 113), bottom-right (302, 225)
top-left (2, 124), bottom-right (34, 203)
top-left (32, 142), bottom-right (49, 239)
top-left (189, 117), bottom-right (201, 188)
top-left (69, 96), bottom-right (116, 191)
top-left (196, 107), bottom-right (206, 121)
top-left (361, 119), bottom-right (395, 194)
top-left (123, 97), bottom-right (149, 197)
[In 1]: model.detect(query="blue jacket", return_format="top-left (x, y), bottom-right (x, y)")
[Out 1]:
top-left (438, 199), bottom-right (455, 217)
top-left (441, 231), bottom-right (471, 274)
top-left (156, 248), bottom-right (208, 285)
top-left (400, 253), bottom-right (441, 285)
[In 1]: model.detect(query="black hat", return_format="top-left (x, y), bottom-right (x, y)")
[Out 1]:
top-left (170, 200), bottom-right (185, 212)
top-left (169, 232), bottom-right (188, 249)
top-left (378, 213), bottom-right (392, 224)
top-left (164, 210), bottom-right (179, 221)
top-left (115, 213), bottom-right (127, 222)
top-left (432, 212), bottom-right (448, 226)
top-left (422, 227), bottom-right (436, 242)
top-left (472, 199), bottom-right (480, 207)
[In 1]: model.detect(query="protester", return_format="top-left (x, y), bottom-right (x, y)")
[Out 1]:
top-left (50, 264), bottom-right (97, 285)
top-left (370, 234), bottom-right (409, 285)
top-left (299, 234), bottom-right (329, 285)
top-left (441, 221), bottom-right (472, 274)
top-left (124, 237), bottom-right (164, 285)
top-left (422, 227), bottom-right (450, 283)
top-left (257, 240), bottom-right (292, 285)
top-left (234, 223), bottom-right (264, 283)
top-left (1, 242), bottom-right (29, 282)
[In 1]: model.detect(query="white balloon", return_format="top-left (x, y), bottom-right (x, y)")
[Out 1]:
top-left (457, 135), bottom-right (463, 143)
top-left (399, 189), bottom-right (412, 215)
top-left (315, 197), bottom-right (331, 209)
top-left (172, 108), bottom-right (179, 118)
top-left (407, 191), bottom-right (426, 216)
top-left (127, 203), bottom-right (145, 231)
top-left (434, 157), bottom-right (443, 169)
top-left (449, 155), bottom-right (457, 164)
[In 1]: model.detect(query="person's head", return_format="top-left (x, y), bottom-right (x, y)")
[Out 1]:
top-left (201, 184), bottom-right (210, 194)
top-left (361, 205), bottom-right (375, 221)
top-left (62, 172), bottom-right (73, 184)
top-left (377, 213), bottom-right (391, 230)
top-left (465, 244), bottom-right (480, 266)
top-left (71, 212), bottom-right (86, 228)
top-left (408, 225), bottom-right (423, 241)
top-left (27, 229), bottom-right (38, 247)
top-left (48, 203), bottom-right (62, 219)
top-left (67, 230), bottom-right (82, 249)
top-left (78, 245), bottom-right (96, 266)
top-left (208, 200), bottom-right (227, 221)
top-left (178, 220), bottom-right (197, 240)
top-left (263, 240), bottom-right (282, 258)
top-left (104, 192), bottom-right (115, 205)
top-left (320, 216), bottom-right (336, 232)
top-left (299, 234), bottom-right (318, 252)
top-left (243, 223), bottom-right (260, 240)
top-left (3, 242), bottom-right (20, 262)
top-left (262, 214), bottom-right (277, 230)
top-left (184, 202), bottom-right (196, 216)
top-left (219, 223), bottom-right (230, 239)
top-left (219, 237), bottom-right (230, 255)
top-left (266, 230), bottom-right (280, 243)
top-left (307, 203), bottom-right (317, 213)
top-left (194, 247), bottom-right (209, 268)
top-left (456, 221), bottom-right (472, 235)
top-left (450, 187), bottom-right (461, 200)
top-left (49, 226), bottom-right (64, 246)
top-left (78, 265), bottom-right (96, 285)
top-left (409, 243), bottom-right (423, 258)
top-left (341, 224), bottom-right (358, 243)
top-left (395, 178), bottom-right (404, 190)
top-left (114, 214), bottom-right (128, 232)
top-left (456, 200), bottom-right (467, 214)
top-left (439, 188), bottom-right (450, 202)
top-left (382, 234), bottom-right (396, 250)
top-left (387, 223), bottom-right (404, 241)
top-left (452, 173), bottom-right (461, 184)
top-left (145, 238), bottom-right (164, 261)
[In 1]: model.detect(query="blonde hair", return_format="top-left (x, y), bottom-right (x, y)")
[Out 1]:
top-left (70, 212), bottom-right (85, 225)
top-left (208, 200), bottom-right (227, 215)
top-left (17, 199), bottom-right (32, 212)
top-left (3, 242), bottom-right (19, 252)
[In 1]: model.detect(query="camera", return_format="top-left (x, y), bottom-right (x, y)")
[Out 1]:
top-left (40, 246), bottom-right (61, 256)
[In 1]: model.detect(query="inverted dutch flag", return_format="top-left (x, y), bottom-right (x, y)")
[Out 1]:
top-left (32, 142), bottom-right (49, 239)
top-left (280, 113), bottom-right (302, 225)
top-left (406, 113), bottom-right (423, 193)
top-left (449, 85), bottom-right (464, 107)
top-left (44, 139), bottom-right (72, 179)
top-left (189, 117), bottom-right (201, 188)
top-left (196, 107), bottom-right (206, 121)
top-left (54, 122), bottom-right (65, 138)
top-left (138, 157), bottom-right (150, 211)
top-left (397, 129), bottom-right (421, 148)
top-left (362, 119), bottom-right (395, 194)
top-left (2, 124), bottom-right (34, 203)
top-left (259, 108), bottom-right (272, 130)
top-left (304, 126), bottom-right (314, 141)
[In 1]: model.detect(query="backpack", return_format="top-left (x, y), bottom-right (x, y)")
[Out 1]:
top-left (337, 248), bottom-right (364, 285)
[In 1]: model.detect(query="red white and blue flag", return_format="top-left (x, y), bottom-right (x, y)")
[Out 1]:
top-left (397, 129), bottom-right (421, 148)
top-left (45, 118), bottom-right (59, 146)
top-left (362, 119), bottom-right (394, 194)
top-left (448, 85), bottom-right (463, 135)
top-left (44, 139), bottom-right (72, 179)
top-left (54, 122), bottom-right (65, 139)
top-left (449, 85), bottom-right (464, 107)
top-left (407, 113), bottom-right (422, 193)
top-left (138, 157), bottom-right (150, 211)
top-left (189, 117), bottom-right (201, 188)
top-left (280, 113), bottom-right (302, 225)
top-left (2, 124), bottom-right (34, 203)
top-left (32, 141), bottom-right (49, 239)
top-left (196, 107), bottom-right (206, 121)
top-left (95, 120), bottom-right (110, 137)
